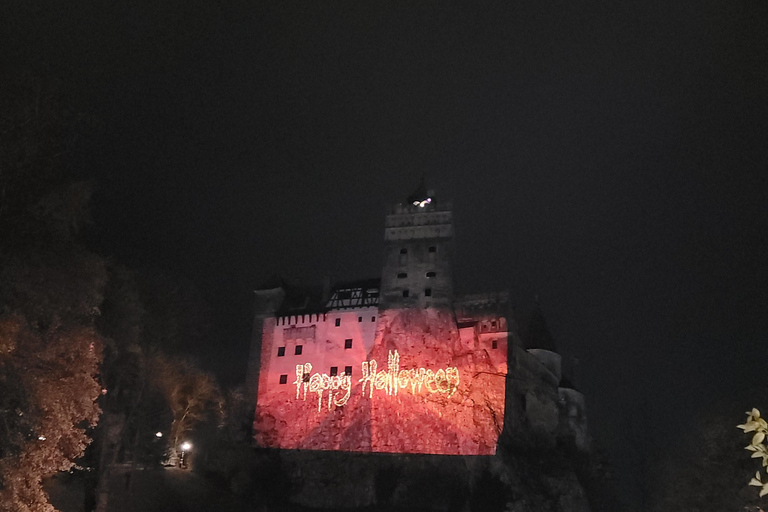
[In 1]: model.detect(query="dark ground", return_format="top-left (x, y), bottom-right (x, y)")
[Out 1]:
top-left (47, 467), bottom-right (247, 512)
top-left (45, 467), bottom-right (423, 512)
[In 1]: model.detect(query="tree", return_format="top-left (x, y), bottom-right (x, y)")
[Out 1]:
top-left (136, 268), bottom-right (212, 355)
top-left (0, 317), bottom-right (103, 512)
top-left (86, 264), bottom-right (218, 510)
top-left (0, 209), bottom-right (107, 512)
top-left (150, 354), bottom-right (221, 465)
top-left (0, 72), bottom-right (107, 512)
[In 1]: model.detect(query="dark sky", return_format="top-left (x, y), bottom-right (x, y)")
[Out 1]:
top-left (4, 0), bottom-right (768, 504)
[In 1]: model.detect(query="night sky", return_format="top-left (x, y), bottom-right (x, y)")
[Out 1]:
top-left (3, 0), bottom-right (768, 504)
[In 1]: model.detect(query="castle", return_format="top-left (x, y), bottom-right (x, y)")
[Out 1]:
top-left (244, 182), bottom-right (588, 457)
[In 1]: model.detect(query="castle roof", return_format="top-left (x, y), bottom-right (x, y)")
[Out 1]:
top-left (325, 278), bottom-right (380, 310)
top-left (256, 272), bottom-right (288, 291)
top-left (521, 303), bottom-right (558, 352)
top-left (261, 276), bottom-right (381, 316)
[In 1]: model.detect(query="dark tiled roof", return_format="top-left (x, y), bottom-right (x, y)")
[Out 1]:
top-left (264, 277), bottom-right (381, 316)
top-left (256, 273), bottom-right (288, 291)
top-left (521, 304), bottom-right (558, 352)
top-left (325, 278), bottom-right (381, 309)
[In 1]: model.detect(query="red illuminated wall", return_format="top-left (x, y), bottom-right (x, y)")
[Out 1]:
top-left (254, 308), bottom-right (507, 455)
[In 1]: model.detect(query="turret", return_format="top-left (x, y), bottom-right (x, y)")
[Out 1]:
top-left (244, 275), bottom-right (286, 412)
top-left (379, 180), bottom-right (454, 309)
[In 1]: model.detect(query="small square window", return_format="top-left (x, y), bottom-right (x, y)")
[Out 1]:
top-left (426, 271), bottom-right (436, 278)
top-left (400, 248), bottom-right (408, 254)
top-left (344, 366), bottom-right (353, 376)
top-left (335, 318), bottom-right (341, 327)
top-left (330, 367), bottom-right (338, 376)
top-left (428, 246), bottom-right (436, 252)
top-left (402, 289), bottom-right (409, 298)
top-left (345, 339), bottom-right (353, 349)
top-left (303, 373), bottom-right (310, 382)
top-left (397, 272), bottom-right (407, 279)
top-left (358, 316), bottom-right (362, 322)
top-left (277, 347), bottom-right (285, 357)
top-left (295, 345), bottom-right (303, 355)
top-left (279, 374), bottom-right (288, 384)
top-left (371, 316), bottom-right (376, 322)
top-left (425, 288), bottom-right (432, 297)
top-left (492, 340), bottom-right (498, 349)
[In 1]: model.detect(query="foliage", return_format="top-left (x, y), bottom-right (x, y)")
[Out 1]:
top-left (648, 411), bottom-right (762, 512)
top-left (86, 264), bottom-right (219, 510)
top-left (194, 387), bottom-right (255, 494)
top-left (0, 233), bottom-right (107, 512)
top-left (738, 408), bottom-right (768, 501)
top-left (0, 317), bottom-right (103, 512)
top-left (136, 268), bottom-right (212, 354)
top-left (0, 230), bottom-right (107, 512)
top-left (0, 69), bottom-right (224, 511)
top-left (0, 70), bottom-right (107, 512)
top-left (150, 353), bottom-right (222, 458)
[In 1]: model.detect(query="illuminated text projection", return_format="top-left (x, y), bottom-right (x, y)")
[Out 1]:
top-left (293, 350), bottom-right (460, 411)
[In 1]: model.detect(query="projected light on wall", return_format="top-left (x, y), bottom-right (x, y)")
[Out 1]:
top-left (254, 309), bottom-right (507, 455)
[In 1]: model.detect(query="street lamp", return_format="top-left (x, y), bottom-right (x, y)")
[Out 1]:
top-left (179, 441), bottom-right (192, 469)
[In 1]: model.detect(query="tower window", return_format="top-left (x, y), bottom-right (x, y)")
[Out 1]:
top-left (345, 366), bottom-right (353, 376)
top-left (358, 316), bottom-right (362, 322)
top-left (397, 272), bottom-right (407, 279)
top-left (277, 347), bottom-right (285, 357)
top-left (345, 339), bottom-right (353, 349)
top-left (428, 246), bottom-right (436, 252)
top-left (425, 288), bottom-right (432, 297)
top-left (426, 271), bottom-right (436, 278)
top-left (294, 345), bottom-right (303, 355)
top-left (279, 375), bottom-right (288, 384)
top-left (330, 367), bottom-right (338, 376)
top-left (371, 316), bottom-right (376, 322)
top-left (335, 318), bottom-right (341, 327)
top-left (400, 248), bottom-right (408, 254)
top-left (402, 289), bottom-right (409, 298)
top-left (492, 340), bottom-right (498, 349)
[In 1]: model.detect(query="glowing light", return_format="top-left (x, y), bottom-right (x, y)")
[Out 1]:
top-left (413, 197), bottom-right (432, 208)
top-left (294, 363), bottom-right (352, 411)
top-left (360, 350), bottom-right (459, 398)
top-left (293, 350), bottom-right (460, 411)
top-left (181, 442), bottom-right (191, 451)
top-left (38, 436), bottom-right (46, 441)
top-left (155, 432), bottom-right (163, 438)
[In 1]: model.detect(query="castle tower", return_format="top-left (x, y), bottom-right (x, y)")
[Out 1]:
top-left (244, 275), bottom-right (286, 412)
top-left (379, 180), bottom-right (454, 309)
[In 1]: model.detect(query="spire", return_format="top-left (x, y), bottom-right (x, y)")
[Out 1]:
top-left (522, 301), bottom-right (557, 352)
top-left (406, 175), bottom-right (432, 207)
top-left (256, 272), bottom-right (287, 291)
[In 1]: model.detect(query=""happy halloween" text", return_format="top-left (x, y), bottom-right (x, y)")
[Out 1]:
top-left (293, 350), bottom-right (460, 411)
